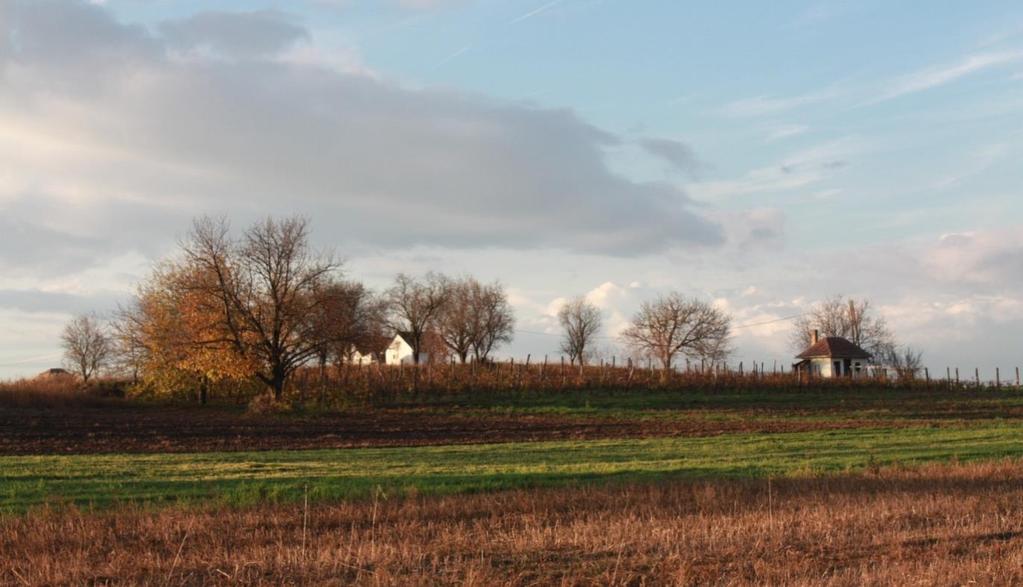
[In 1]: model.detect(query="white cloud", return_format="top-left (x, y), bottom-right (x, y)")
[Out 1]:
top-left (720, 90), bottom-right (835, 118)
top-left (930, 143), bottom-right (1009, 190)
top-left (0, 0), bottom-right (728, 272)
top-left (876, 51), bottom-right (1023, 103)
top-left (764, 124), bottom-right (809, 142)
top-left (689, 139), bottom-right (858, 200)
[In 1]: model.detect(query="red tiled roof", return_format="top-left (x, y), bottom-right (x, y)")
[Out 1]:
top-left (797, 336), bottom-right (872, 360)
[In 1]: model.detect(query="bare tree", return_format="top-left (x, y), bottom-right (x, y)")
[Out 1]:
top-left (437, 278), bottom-right (476, 363)
top-left (880, 345), bottom-right (924, 380)
top-left (558, 297), bottom-right (602, 366)
top-left (791, 296), bottom-right (894, 358)
top-left (386, 273), bottom-right (450, 365)
top-left (438, 277), bottom-right (516, 363)
top-left (470, 280), bottom-right (514, 363)
top-left (110, 300), bottom-right (147, 385)
top-left (308, 281), bottom-right (388, 369)
top-left (621, 293), bottom-right (731, 371)
top-left (180, 216), bottom-right (339, 401)
top-left (61, 314), bottom-right (112, 384)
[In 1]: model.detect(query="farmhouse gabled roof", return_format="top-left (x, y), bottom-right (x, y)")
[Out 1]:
top-left (796, 336), bottom-right (872, 360)
top-left (356, 334), bottom-right (392, 355)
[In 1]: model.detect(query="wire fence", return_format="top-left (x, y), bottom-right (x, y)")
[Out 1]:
top-left (287, 357), bottom-right (1023, 405)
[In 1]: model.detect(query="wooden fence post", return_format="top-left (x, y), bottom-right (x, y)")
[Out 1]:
top-left (996, 367), bottom-right (1001, 389)
top-left (975, 368), bottom-right (981, 388)
top-left (1017, 366), bottom-right (1021, 388)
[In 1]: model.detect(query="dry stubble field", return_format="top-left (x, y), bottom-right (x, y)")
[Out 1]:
top-left (4, 384), bottom-right (1023, 585)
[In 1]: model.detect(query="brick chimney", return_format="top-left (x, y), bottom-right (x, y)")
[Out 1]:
top-left (812, 329), bottom-right (820, 344)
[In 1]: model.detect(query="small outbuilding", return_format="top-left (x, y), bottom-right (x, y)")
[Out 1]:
top-left (36, 368), bottom-right (74, 381)
top-left (793, 331), bottom-right (872, 378)
top-left (383, 331), bottom-right (449, 365)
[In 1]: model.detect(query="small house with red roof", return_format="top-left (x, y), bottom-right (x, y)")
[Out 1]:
top-left (793, 330), bottom-right (872, 378)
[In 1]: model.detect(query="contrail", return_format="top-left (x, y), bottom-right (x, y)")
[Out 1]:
top-left (434, 44), bottom-right (472, 69)
top-left (509, 0), bottom-right (566, 25)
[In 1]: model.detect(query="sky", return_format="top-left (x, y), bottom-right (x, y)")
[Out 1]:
top-left (2, 0), bottom-right (1022, 379)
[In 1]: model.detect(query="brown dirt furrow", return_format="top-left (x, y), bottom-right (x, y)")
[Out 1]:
top-left (0, 405), bottom-right (915, 455)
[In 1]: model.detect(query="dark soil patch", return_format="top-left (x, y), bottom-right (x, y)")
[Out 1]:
top-left (0, 404), bottom-right (915, 455)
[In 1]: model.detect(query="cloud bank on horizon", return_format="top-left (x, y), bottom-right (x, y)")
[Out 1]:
top-left (1, 0), bottom-right (1022, 377)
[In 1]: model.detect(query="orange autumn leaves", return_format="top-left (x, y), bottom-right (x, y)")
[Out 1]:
top-left (129, 262), bottom-right (255, 397)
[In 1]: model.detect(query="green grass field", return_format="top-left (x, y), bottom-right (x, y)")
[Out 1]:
top-left (5, 424), bottom-right (1023, 512)
top-left (400, 387), bottom-right (1023, 419)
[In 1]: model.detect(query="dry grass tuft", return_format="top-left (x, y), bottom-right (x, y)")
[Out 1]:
top-left (0, 378), bottom-right (124, 410)
top-left (4, 461), bottom-right (1023, 585)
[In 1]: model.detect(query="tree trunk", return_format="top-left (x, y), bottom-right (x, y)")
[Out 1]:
top-left (318, 355), bottom-right (328, 406)
top-left (271, 367), bottom-right (286, 401)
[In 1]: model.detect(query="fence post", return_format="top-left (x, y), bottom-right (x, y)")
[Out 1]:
top-left (1017, 367), bottom-right (1021, 388)
top-left (996, 367), bottom-right (1001, 389)
top-left (975, 368), bottom-right (981, 388)
top-left (955, 367), bottom-right (960, 385)
top-left (924, 367), bottom-right (930, 385)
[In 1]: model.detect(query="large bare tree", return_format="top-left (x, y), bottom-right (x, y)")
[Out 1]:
top-left (437, 278), bottom-right (476, 363)
top-left (386, 273), bottom-right (450, 365)
top-left (791, 295), bottom-right (894, 358)
top-left (621, 294), bottom-right (731, 371)
top-left (470, 280), bottom-right (515, 363)
top-left (308, 281), bottom-right (388, 369)
top-left (437, 277), bottom-right (515, 363)
top-left (180, 216), bottom-right (339, 400)
top-left (61, 314), bottom-right (112, 383)
top-left (558, 297), bottom-right (602, 366)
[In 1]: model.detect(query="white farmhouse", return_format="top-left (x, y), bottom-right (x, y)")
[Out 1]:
top-left (385, 332), bottom-right (425, 365)
top-left (792, 330), bottom-right (872, 378)
top-left (348, 345), bottom-right (380, 366)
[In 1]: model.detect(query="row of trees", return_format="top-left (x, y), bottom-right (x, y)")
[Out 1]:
top-left (58, 216), bottom-right (920, 399)
top-left (62, 217), bottom-right (518, 401)
top-left (556, 294), bottom-right (731, 371)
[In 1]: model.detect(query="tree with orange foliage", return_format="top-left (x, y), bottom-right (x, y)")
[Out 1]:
top-left (177, 217), bottom-right (340, 401)
top-left (117, 262), bottom-right (253, 404)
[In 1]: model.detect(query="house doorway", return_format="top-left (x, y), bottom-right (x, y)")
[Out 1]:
top-left (833, 361), bottom-right (843, 377)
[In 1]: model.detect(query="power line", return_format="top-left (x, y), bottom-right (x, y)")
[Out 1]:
top-left (731, 313), bottom-right (805, 330)
top-left (0, 352), bottom-right (63, 368)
